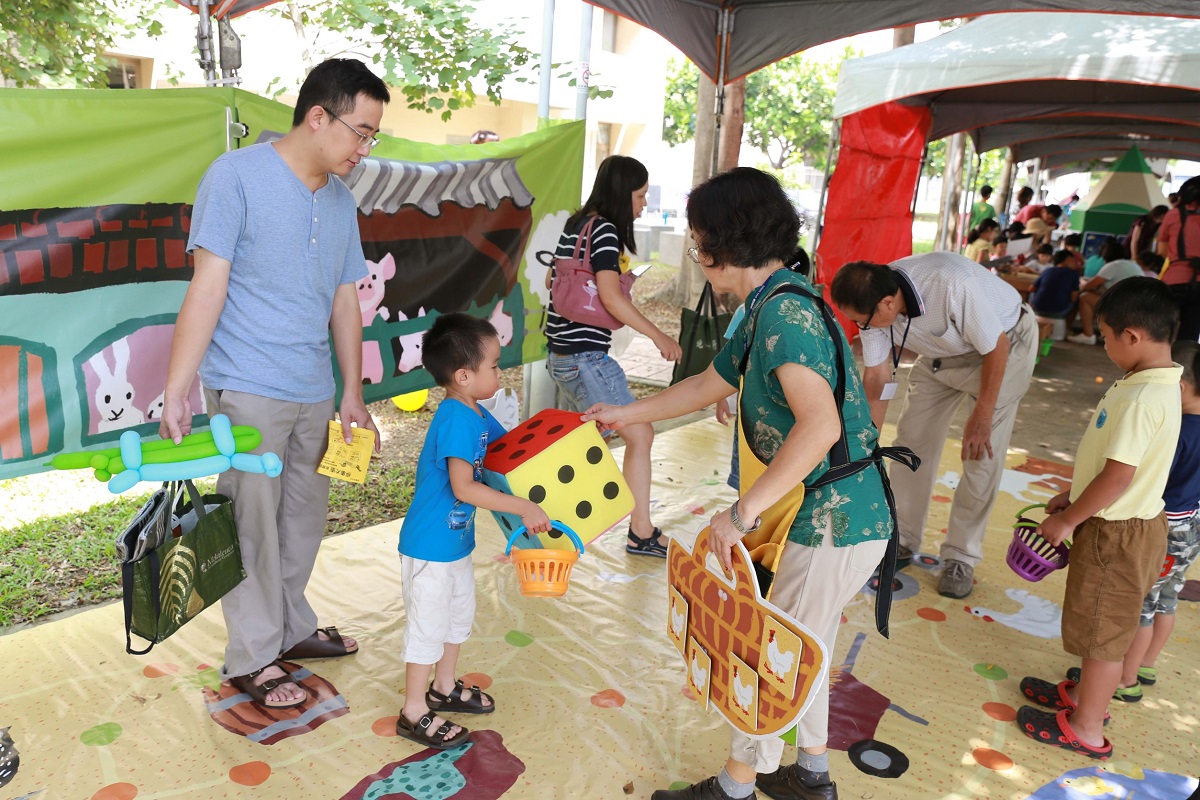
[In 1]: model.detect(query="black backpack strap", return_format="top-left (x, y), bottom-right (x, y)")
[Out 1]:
top-left (737, 280), bottom-right (921, 636)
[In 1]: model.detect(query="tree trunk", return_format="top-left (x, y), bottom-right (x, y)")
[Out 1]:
top-left (655, 71), bottom-right (717, 308)
top-left (892, 26), bottom-right (915, 48)
top-left (286, 3), bottom-right (314, 72)
top-left (935, 133), bottom-right (966, 251)
top-left (995, 148), bottom-right (1016, 222)
top-left (718, 77), bottom-right (745, 172)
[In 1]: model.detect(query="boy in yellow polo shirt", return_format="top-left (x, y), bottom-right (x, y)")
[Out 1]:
top-left (1016, 277), bottom-right (1181, 760)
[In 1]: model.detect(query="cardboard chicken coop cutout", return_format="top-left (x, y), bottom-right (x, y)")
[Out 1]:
top-left (481, 409), bottom-right (633, 550)
top-left (668, 530), bottom-right (827, 739)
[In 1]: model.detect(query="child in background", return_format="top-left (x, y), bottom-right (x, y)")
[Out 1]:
top-left (1103, 340), bottom-right (1200, 699)
top-left (395, 313), bottom-right (551, 749)
top-left (1017, 278), bottom-right (1181, 759)
top-left (1137, 250), bottom-right (1166, 278)
top-left (1030, 250), bottom-right (1079, 341)
top-left (964, 218), bottom-right (1000, 264)
top-left (1024, 243), bottom-right (1055, 274)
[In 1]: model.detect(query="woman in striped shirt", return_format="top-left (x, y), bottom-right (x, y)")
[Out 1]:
top-left (545, 155), bottom-right (682, 557)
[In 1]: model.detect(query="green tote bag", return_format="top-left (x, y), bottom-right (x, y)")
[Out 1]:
top-left (122, 480), bottom-right (246, 654)
top-left (671, 282), bottom-right (734, 385)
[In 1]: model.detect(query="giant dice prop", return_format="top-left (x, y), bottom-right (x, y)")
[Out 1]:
top-left (482, 409), bottom-right (633, 550)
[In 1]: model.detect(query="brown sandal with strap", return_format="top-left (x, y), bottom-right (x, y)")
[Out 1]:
top-left (426, 679), bottom-right (495, 715)
top-left (395, 712), bottom-right (470, 750)
top-left (229, 661), bottom-right (307, 709)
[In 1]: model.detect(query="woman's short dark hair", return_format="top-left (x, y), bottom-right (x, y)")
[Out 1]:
top-left (293, 59), bottom-right (390, 128)
top-left (568, 155), bottom-right (649, 255)
top-left (1095, 276), bottom-right (1179, 343)
top-left (686, 168), bottom-right (800, 268)
top-left (1063, 232), bottom-right (1082, 248)
top-left (421, 313), bottom-right (499, 387)
top-left (1099, 236), bottom-right (1124, 263)
top-left (829, 261), bottom-right (900, 314)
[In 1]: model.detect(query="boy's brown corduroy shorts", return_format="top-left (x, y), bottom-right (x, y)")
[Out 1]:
top-left (1061, 514), bottom-right (1168, 661)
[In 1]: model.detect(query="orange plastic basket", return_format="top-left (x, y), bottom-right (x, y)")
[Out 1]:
top-left (504, 522), bottom-right (584, 598)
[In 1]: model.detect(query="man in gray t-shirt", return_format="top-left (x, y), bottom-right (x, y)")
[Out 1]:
top-left (160, 60), bottom-right (389, 709)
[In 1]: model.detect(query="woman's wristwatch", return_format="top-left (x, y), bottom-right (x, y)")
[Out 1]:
top-left (729, 500), bottom-right (762, 534)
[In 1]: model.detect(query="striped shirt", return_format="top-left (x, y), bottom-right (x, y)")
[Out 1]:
top-left (860, 251), bottom-right (1023, 368)
top-left (546, 215), bottom-right (623, 354)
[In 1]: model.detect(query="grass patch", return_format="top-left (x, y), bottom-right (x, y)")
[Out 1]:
top-left (0, 491), bottom-right (152, 627)
top-left (326, 459), bottom-right (416, 534)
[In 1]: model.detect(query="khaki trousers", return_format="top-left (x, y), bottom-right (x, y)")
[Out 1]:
top-left (204, 388), bottom-right (334, 679)
top-left (728, 529), bottom-right (888, 773)
top-left (888, 310), bottom-right (1037, 567)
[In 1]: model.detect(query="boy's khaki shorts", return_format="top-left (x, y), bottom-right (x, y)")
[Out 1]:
top-left (1061, 514), bottom-right (1167, 661)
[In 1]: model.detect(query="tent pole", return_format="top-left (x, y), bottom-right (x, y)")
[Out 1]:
top-left (812, 119), bottom-right (840, 253)
top-left (961, 151), bottom-right (980, 243)
top-left (710, 9), bottom-right (732, 176)
top-left (911, 142), bottom-right (929, 218)
top-left (524, 0), bottom-right (561, 421)
top-left (196, 0), bottom-right (217, 84)
top-left (537, 0), bottom-right (555, 121)
top-left (575, 4), bottom-right (593, 121)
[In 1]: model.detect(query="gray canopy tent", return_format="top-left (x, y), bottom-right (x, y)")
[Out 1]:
top-left (585, 0), bottom-right (1200, 85)
top-left (833, 12), bottom-right (1200, 189)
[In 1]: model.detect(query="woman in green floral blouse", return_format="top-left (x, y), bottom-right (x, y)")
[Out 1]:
top-left (585, 168), bottom-right (893, 800)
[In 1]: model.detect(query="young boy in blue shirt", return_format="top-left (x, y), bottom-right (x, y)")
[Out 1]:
top-left (1017, 278), bottom-right (1181, 759)
top-left (395, 313), bottom-right (550, 749)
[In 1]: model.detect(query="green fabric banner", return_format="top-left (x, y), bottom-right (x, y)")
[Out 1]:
top-left (0, 87), bottom-right (583, 480)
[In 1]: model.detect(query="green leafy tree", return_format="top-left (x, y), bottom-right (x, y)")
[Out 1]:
top-left (0, 0), bottom-right (165, 88)
top-left (743, 52), bottom-right (844, 170)
top-left (275, 0), bottom-right (536, 120)
top-left (661, 51), bottom-right (846, 169)
top-left (662, 57), bottom-right (698, 147)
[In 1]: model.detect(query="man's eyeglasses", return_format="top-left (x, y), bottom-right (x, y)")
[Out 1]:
top-left (858, 304), bottom-right (878, 330)
top-left (330, 112), bottom-right (381, 150)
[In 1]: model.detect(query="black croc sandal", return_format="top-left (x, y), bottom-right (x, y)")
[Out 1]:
top-left (427, 679), bottom-right (495, 715)
top-left (1017, 706), bottom-right (1112, 760)
top-left (627, 527), bottom-right (668, 558)
top-left (395, 712), bottom-right (470, 750)
top-left (1020, 676), bottom-right (1110, 724)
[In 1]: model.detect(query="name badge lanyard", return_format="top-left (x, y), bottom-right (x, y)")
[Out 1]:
top-left (881, 317), bottom-right (912, 402)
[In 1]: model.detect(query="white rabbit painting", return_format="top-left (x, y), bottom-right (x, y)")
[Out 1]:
top-left (87, 339), bottom-right (145, 433)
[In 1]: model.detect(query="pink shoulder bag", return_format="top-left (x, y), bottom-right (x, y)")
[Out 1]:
top-left (550, 216), bottom-right (636, 329)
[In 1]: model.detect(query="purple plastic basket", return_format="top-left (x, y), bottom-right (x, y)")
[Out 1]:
top-left (1007, 519), bottom-right (1069, 582)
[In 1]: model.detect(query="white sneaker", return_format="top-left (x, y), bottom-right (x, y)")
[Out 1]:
top-left (1067, 333), bottom-right (1097, 345)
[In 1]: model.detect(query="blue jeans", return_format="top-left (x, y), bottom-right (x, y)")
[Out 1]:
top-left (546, 350), bottom-right (636, 412)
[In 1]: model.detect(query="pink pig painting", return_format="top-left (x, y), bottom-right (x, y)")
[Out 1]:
top-left (357, 253), bottom-right (396, 384)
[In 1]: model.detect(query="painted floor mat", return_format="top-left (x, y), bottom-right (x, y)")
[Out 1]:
top-left (1, 418), bottom-right (1197, 799)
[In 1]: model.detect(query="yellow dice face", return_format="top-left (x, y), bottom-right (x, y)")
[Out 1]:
top-left (506, 424), bottom-right (633, 550)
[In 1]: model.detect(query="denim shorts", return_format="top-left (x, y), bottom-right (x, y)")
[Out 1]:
top-left (1140, 511), bottom-right (1200, 624)
top-left (546, 350), bottom-right (636, 412)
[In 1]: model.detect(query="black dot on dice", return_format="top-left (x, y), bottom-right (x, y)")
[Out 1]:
top-left (528, 418), bottom-right (543, 428)
top-left (603, 481), bottom-right (619, 500)
top-left (491, 442), bottom-right (506, 453)
top-left (548, 528), bottom-right (563, 539)
top-left (586, 446), bottom-right (603, 464)
top-left (519, 433), bottom-right (535, 444)
top-left (501, 517), bottom-right (512, 530)
top-left (548, 424), bottom-right (563, 435)
top-left (576, 500), bottom-right (592, 518)
top-left (509, 449), bottom-right (526, 461)
top-left (529, 485), bottom-right (546, 503)
top-left (558, 464), bottom-right (574, 483)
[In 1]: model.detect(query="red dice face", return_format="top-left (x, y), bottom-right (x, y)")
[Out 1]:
top-left (484, 408), bottom-right (582, 473)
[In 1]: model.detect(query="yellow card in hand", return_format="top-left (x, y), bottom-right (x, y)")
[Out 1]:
top-left (318, 421), bottom-right (374, 484)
